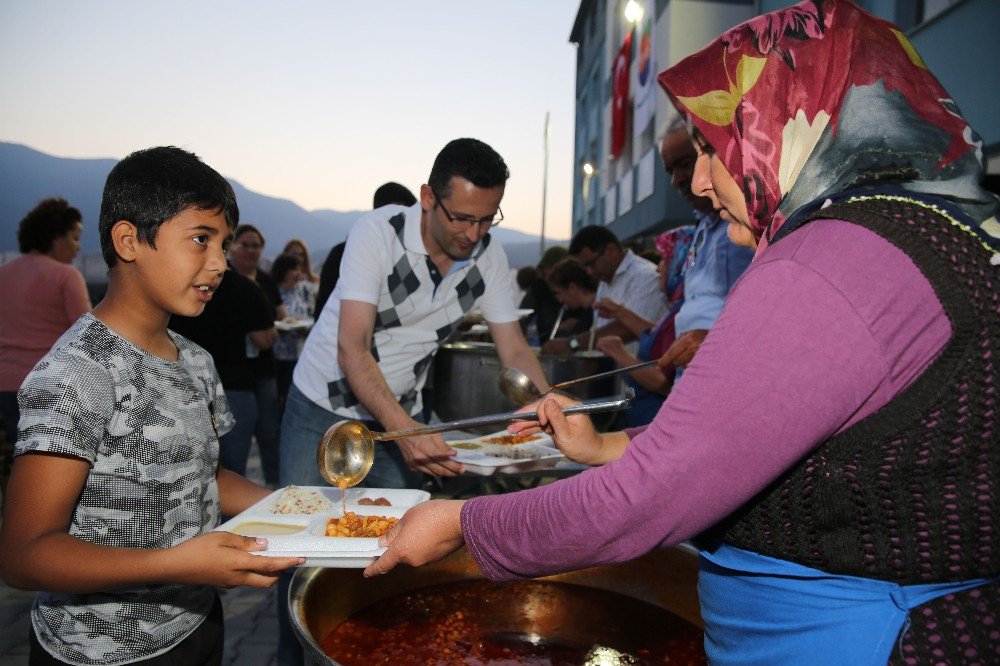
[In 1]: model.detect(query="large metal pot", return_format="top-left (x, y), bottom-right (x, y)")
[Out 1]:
top-left (289, 545), bottom-right (702, 665)
top-left (430, 342), bottom-right (617, 430)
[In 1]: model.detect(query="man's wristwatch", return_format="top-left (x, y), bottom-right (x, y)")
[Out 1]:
top-left (568, 337), bottom-right (580, 351)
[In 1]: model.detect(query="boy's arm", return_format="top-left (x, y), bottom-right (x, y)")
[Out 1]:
top-left (217, 466), bottom-right (273, 517)
top-left (0, 453), bottom-right (301, 593)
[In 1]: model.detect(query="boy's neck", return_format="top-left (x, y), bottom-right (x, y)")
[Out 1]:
top-left (92, 277), bottom-right (178, 361)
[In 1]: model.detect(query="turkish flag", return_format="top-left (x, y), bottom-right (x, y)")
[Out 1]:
top-left (610, 30), bottom-right (633, 159)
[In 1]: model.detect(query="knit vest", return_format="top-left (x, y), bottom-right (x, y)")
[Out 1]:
top-left (716, 194), bottom-right (998, 584)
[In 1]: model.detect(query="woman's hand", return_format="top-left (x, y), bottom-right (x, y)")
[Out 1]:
top-left (508, 392), bottom-right (604, 466)
top-left (167, 532), bottom-right (303, 589)
top-left (364, 500), bottom-right (466, 577)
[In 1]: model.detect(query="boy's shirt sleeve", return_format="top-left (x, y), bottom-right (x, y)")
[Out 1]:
top-left (15, 345), bottom-right (113, 464)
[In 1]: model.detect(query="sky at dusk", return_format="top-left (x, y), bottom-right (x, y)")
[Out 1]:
top-left (0, 1), bottom-right (581, 240)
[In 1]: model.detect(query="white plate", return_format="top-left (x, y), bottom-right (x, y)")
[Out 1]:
top-left (215, 486), bottom-right (426, 567)
top-left (448, 429), bottom-right (564, 476)
top-left (274, 317), bottom-right (315, 332)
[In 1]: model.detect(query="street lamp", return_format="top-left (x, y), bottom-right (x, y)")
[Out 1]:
top-left (624, 0), bottom-right (643, 24)
top-left (582, 162), bottom-right (595, 177)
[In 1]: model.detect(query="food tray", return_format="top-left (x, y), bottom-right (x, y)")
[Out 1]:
top-left (215, 486), bottom-right (429, 567)
top-left (448, 429), bottom-right (565, 476)
top-left (274, 317), bottom-right (315, 332)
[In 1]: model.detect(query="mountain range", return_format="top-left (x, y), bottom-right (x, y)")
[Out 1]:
top-left (0, 142), bottom-right (563, 282)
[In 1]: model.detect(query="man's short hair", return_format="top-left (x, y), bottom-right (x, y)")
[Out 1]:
top-left (569, 225), bottom-right (621, 256)
top-left (99, 146), bottom-right (238, 268)
top-left (428, 138), bottom-right (509, 198)
top-left (373, 182), bottom-right (417, 209)
top-left (18, 198), bottom-right (82, 254)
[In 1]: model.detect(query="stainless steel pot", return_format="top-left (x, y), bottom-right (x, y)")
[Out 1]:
top-left (289, 545), bottom-right (702, 666)
top-left (430, 342), bottom-right (617, 431)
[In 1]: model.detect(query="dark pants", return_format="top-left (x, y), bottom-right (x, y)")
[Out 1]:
top-left (29, 594), bottom-right (224, 665)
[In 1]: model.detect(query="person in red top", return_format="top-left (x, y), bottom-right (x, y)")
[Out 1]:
top-left (0, 198), bottom-right (92, 491)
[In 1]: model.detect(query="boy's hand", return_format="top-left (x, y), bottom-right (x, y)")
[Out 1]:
top-left (167, 531), bottom-right (304, 589)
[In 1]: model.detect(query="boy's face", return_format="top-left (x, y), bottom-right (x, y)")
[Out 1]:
top-left (132, 207), bottom-right (230, 317)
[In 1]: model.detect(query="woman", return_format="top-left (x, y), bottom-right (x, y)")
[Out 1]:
top-left (545, 257), bottom-right (597, 338)
top-left (228, 224), bottom-right (283, 485)
top-left (282, 238), bottom-right (319, 285)
top-left (270, 252), bottom-right (316, 412)
top-left (595, 226), bottom-right (694, 426)
top-left (365, 2), bottom-right (998, 663)
top-left (0, 199), bottom-right (91, 471)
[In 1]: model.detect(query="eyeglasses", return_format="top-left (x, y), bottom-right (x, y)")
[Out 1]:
top-left (432, 188), bottom-right (503, 230)
top-left (234, 241), bottom-right (263, 251)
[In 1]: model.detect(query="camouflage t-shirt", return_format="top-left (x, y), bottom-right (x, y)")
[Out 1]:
top-left (14, 313), bottom-right (235, 665)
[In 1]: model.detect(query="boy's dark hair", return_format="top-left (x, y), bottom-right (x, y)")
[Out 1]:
top-left (373, 182), bottom-right (417, 209)
top-left (569, 225), bottom-right (621, 256)
top-left (270, 253), bottom-right (301, 285)
top-left (99, 146), bottom-right (239, 268)
top-left (18, 198), bottom-right (82, 254)
top-left (234, 224), bottom-right (265, 246)
top-left (428, 138), bottom-right (509, 198)
top-left (548, 258), bottom-right (598, 292)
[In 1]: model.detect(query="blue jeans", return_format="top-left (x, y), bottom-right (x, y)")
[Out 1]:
top-left (254, 375), bottom-right (281, 486)
top-left (278, 383), bottom-right (422, 490)
top-left (218, 389), bottom-right (256, 476)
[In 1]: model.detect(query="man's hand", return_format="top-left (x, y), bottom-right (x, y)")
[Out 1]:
top-left (658, 329), bottom-right (709, 368)
top-left (541, 338), bottom-right (573, 356)
top-left (593, 297), bottom-right (623, 320)
top-left (595, 335), bottom-right (629, 364)
top-left (396, 433), bottom-right (464, 477)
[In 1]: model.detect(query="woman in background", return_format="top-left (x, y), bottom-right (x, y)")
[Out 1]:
top-left (282, 238), bottom-right (319, 285)
top-left (270, 253), bottom-right (316, 412)
top-left (228, 224), bottom-right (283, 486)
top-left (0, 198), bottom-right (91, 494)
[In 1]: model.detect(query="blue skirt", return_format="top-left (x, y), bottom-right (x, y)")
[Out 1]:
top-left (697, 542), bottom-right (995, 665)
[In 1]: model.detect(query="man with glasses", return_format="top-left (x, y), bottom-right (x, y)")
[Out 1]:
top-left (282, 138), bottom-right (548, 489)
top-left (542, 225), bottom-right (665, 355)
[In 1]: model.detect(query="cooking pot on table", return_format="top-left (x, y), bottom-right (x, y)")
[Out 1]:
top-left (430, 342), bottom-right (617, 432)
top-left (289, 544), bottom-right (701, 665)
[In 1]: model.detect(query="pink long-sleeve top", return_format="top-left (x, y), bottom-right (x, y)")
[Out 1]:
top-left (0, 254), bottom-right (92, 391)
top-left (461, 219), bottom-right (951, 581)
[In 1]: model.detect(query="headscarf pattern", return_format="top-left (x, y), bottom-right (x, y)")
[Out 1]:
top-left (657, 0), bottom-right (999, 254)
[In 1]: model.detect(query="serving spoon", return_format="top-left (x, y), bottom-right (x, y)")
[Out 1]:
top-left (316, 388), bottom-right (635, 488)
top-left (499, 359), bottom-right (659, 405)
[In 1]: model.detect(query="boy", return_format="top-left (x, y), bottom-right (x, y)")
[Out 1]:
top-left (0, 146), bottom-right (302, 665)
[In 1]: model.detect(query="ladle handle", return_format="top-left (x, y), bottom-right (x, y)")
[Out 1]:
top-left (372, 388), bottom-right (635, 441)
top-left (549, 359), bottom-right (660, 392)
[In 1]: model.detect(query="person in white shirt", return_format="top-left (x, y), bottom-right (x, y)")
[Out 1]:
top-left (281, 138), bottom-right (549, 491)
top-left (542, 225), bottom-right (665, 355)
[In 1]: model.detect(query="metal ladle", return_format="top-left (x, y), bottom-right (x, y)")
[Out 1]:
top-left (316, 388), bottom-right (635, 488)
top-left (499, 359), bottom-right (660, 405)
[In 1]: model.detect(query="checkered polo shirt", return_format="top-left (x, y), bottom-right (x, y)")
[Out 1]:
top-left (294, 203), bottom-right (518, 420)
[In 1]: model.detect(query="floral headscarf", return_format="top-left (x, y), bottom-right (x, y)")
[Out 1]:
top-left (657, 0), bottom-right (999, 253)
